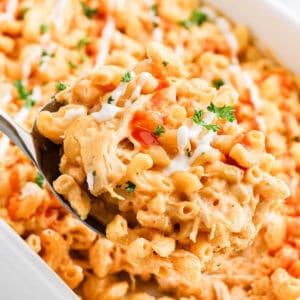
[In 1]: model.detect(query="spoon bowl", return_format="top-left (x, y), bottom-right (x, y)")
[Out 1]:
top-left (0, 101), bottom-right (105, 236)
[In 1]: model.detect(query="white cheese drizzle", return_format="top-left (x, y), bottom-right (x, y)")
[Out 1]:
top-left (129, 72), bottom-right (152, 101)
top-left (6, 0), bottom-right (17, 17)
top-left (215, 17), bottom-right (238, 55)
top-left (51, 0), bottom-right (68, 30)
top-left (20, 182), bottom-right (41, 199)
top-left (0, 83), bottom-right (13, 104)
top-left (95, 16), bottom-right (115, 68)
top-left (64, 107), bottom-right (86, 119)
top-left (0, 136), bottom-right (10, 158)
top-left (92, 71), bottom-right (153, 123)
top-left (14, 107), bottom-right (29, 124)
top-left (31, 86), bottom-right (42, 103)
top-left (153, 27), bottom-right (163, 43)
top-left (86, 171), bottom-right (94, 191)
top-left (164, 113), bottom-right (217, 175)
top-left (22, 46), bottom-right (42, 80)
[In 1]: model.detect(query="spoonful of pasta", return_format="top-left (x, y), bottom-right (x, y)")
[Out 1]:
top-left (0, 101), bottom-right (106, 235)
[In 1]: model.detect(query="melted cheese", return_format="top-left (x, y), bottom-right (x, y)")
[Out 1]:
top-left (256, 116), bottom-right (266, 132)
top-left (177, 125), bottom-right (189, 152)
top-left (86, 171), bottom-right (94, 191)
top-left (64, 107), bottom-right (86, 119)
top-left (95, 17), bottom-right (115, 68)
top-left (190, 130), bottom-right (215, 163)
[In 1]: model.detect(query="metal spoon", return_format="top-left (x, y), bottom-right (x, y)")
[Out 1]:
top-left (0, 101), bottom-right (105, 235)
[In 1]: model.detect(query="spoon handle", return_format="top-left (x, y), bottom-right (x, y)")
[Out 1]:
top-left (0, 108), bottom-right (37, 164)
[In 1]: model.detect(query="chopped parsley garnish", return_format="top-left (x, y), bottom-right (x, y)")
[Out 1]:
top-left (14, 80), bottom-right (31, 100)
top-left (212, 78), bottom-right (225, 89)
top-left (192, 110), bottom-right (204, 124)
top-left (192, 109), bottom-right (220, 132)
top-left (35, 172), bottom-right (44, 188)
top-left (121, 71), bottom-right (132, 83)
top-left (40, 24), bottom-right (49, 34)
top-left (186, 148), bottom-right (191, 157)
top-left (68, 61), bottom-right (78, 69)
top-left (55, 82), bottom-right (67, 91)
top-left (151, 4), bottom-right (158, 16)
top-left (80, 53), bottom-right (88, 62)
top-left (125, 181), bottom-right (136, 193)
top-left (292, 136), bottom-right (299, 142)
top-left (25, 98), bottom-right (36, 108)
top-left (162, 61), bottom-right (169, 66)
top-left (20, 7), bottom-right (29, 19)
top-left (81, 2), bottom-right (98, 18)
top-left (107, 96), bottom-right (114, 104)
top-left (41, 50), bottom-right (53, 57)
top-left (178, 19), bottom-right (192, 30)
top-left (178, 10), bottom-right (207, 29)
top-left (154, 125), bottom-right (165, 135)
top-left (77, 37), bottom-right (90, 51)
top-left (207, 102), bottom-right (236, 122)
top-left (200, 123), bottom-right (220, 132)
top-left (190, 10), bottom-right (208, 26)
top-left (92, 170), bottom-right (97, 176)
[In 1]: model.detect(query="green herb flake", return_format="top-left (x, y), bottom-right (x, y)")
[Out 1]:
top-left (68, 61), bottom-right (78, 69)
top-left (55, 82), bottom-right (67, 91)
top-left (192, 110), bottom-right (204, 125)
top-left (25, 98), bottom-right (36, 109)
top-left (178, 19), bottom-right (192, 30)
top-left (212, 78), bottom-right (225, 89)
top-left (207, 102), bottom-right (236, 122)
top-left (107, 96), bottom-right (114, 104)
top-left (92, 170), bottom-right (97, 176)
top-left (154, 125), bottom-right (165, 135)
top-left (14, 80), bottom-right (31, 100)
top-left (292, 136), bottom-right (299, 142)
top-left (200, 123), bottom-right (220, 132)
top-left (192, 109), bottom-right (220, 132)
top-left (35, 172), bottom-right (44, 188)
top-left (162, 61), bottom-right (169, 67)
top-left (81, 2), bottom-right (98, 18)
top-left (121, 71), bottom-right (132, 83)
top-left (40, 24), bottom-right (49, 34)
top-left (20, 7), bottom-right (30, 19)
top-left (77, 37), bottom-right (90, 51)
top-left (125, 181), bottom-right (136, 193)
top-left (186, 148), bottom-right (191, 157)
top-left (151, 4), bottom-right (158, 16)
top-left (178, 10), bottom-right (207, 29)
top-left (190, 10), bottom-right (207, 26)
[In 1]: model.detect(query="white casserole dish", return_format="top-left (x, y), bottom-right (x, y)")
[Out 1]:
top-left (206, 0), bottom-right (300, 75)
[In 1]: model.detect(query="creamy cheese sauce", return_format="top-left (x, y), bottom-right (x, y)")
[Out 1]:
top-left (95, 17), bottom-right (115, 68)
top-left (153, 27), bottom-right (163, 43)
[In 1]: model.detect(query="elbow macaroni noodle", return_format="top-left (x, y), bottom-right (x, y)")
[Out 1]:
top-left (0, 0), bottom-right (300, 299)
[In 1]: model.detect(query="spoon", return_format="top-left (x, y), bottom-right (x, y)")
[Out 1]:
top-left (0, 102), bottom-right (105, 236)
